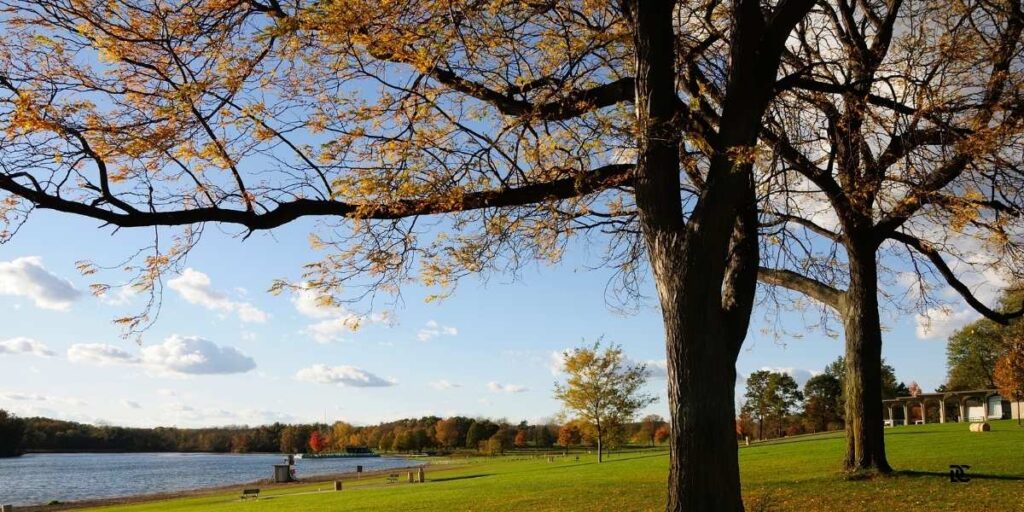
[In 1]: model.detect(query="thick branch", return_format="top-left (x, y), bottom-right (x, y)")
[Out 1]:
top-left (427, 69), bottom-right (636, 121)
top-left (758, 266), bottom-right (843, 309)
top-left (0, 164), bottom-right (633, 230)
top-left (888, 230), bottom-right (1024, 324)
top-left (776, 77), bottom-right (916, 115)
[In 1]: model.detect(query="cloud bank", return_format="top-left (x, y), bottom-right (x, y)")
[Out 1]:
top-left (488, 381), bottom-right (527, 393)
top-left (292, 285), bottom-right (366, 343)
top-left (0, 337), bottom-right (55, 357)
top-left (68, 335), bottom-right (256, 376)
top-left (417, 320), bottom-right (458, 342)
top-left (0, 257), bottom-right (80, 310)
top-left (168, 268), bottom-right (268, 323)
top-left (295, 364), bottom-right (396, 387)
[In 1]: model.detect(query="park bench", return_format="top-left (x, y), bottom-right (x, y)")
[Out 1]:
top-left (386, 473), bottom-right (400, 484)
top-left (240, 488), bottom-right (260, 500)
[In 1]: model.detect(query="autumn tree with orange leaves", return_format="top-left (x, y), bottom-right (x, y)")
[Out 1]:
top-left (994, 337), bottom-right (1024, 426)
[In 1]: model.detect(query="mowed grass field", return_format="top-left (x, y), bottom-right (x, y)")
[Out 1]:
top-left (79, 420), bottom-right (1024, 512)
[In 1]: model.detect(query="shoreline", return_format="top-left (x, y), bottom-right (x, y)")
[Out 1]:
top-left (13, 459), bottom-right (430, 512)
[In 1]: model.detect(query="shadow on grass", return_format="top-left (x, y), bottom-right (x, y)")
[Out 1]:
top-left (897, 470), bottom-right (1024, 481)
top-left (429, 474), bottom-right (493, 483)
top-left (744, 434), bottom-right (845, 448)
top-left (564, 452), bottom-right (669, 468)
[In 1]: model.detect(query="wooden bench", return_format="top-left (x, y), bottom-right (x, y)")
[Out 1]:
top-left (240, 488), bottom-right (260, 500)
top-left (386, 473), bottom-right (400, 484)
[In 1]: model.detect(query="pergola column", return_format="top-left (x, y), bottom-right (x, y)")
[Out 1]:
top-left (903, 403), bottom-right (910, 426)
top-left (887, 406), bottom-right (893, 426)
top-left (939, 401), bottom-right (946, 424)
top-left (920, 401), bottom-right (926, 424)
top-left (959, 399), bottom-right (965, 423)
top-left (984, 396), bottom-right (990, 420)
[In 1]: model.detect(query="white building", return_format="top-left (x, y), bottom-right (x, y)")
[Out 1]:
top-left (882, 389), bottom-right (1022, 425)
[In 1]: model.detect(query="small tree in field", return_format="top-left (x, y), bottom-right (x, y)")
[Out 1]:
top-left (554, 342), bottom-right (656, 463)
top-left (994, 338), bottom-right (1024, 426)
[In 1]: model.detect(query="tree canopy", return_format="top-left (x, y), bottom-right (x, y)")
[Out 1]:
top-left (0, 409), bottom-right (26, 457)
top-left (553, 341), bottom-right (656, 462)
top-left (741, 370), bottom-right (802, 440)
top-left (802, 373), bottom-right (842, 432)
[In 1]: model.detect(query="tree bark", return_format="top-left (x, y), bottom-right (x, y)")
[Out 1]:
top-left (840, 237), bottom-right (892, 473)
top-left (626, 0), bottom-right (814, 509)
top-left (626, 0), bottom-right (747, 508)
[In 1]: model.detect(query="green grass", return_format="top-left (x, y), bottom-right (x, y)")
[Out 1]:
top-left (80, 420), bottom-right (1024, 512)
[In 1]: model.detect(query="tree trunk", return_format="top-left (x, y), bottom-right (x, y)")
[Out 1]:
top-left (626, 0), bottom-right (813, 509)
top-left (629, 0), bottom-right (749, 507)
top-left (840, 238), bottom-right (892, 473)
top-left (597, 436), bottom-right (603, 463)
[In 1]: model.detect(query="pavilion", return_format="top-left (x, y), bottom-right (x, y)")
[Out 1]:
top-left (882, 389), bottom-right (1023, 426)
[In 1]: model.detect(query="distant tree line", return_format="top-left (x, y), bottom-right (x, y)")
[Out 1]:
top-left (738, 357), bottom-right (909, 441)
top-left (0, 411), bottom-right (671, 458)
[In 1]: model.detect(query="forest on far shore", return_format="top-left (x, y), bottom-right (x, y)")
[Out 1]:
top-left (0, 411), bottom-right (670, 457)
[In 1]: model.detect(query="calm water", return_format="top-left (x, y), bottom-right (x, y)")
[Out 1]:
top-left (0, 453), bottom-right (423, 506)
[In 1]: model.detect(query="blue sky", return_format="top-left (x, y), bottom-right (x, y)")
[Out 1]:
top-left (0, 208), bottom-right (978, 428)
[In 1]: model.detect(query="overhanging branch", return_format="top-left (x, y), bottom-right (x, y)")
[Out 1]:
top-left (888, 230), bottom-right (1024, 324)
top-left (0, 164), bottom-right (633, 230)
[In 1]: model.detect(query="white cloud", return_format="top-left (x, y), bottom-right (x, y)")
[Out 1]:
top-left (0, 337), bottom-right (54, 357)
top-left (548, 350), bottom-right (667, 380)
top-left (98, 286), bottom-right (137, 306)
top-left (121, 400), bottom-right (142, 409)
top-left (644, 359), bottom-right (668, 379)
top-left (417, 320), bottom-right (458, 342)
top-left (0, 391), bottom-right (48, 401)
top-left (0, 391), bottom-right (86, 406)
top-left (0, 257), bottom-right (80, 310)
top-left (429, 379), bottom-right (461, 390)
top-left (488, 381), bottom-right (527, 393)
top-left (156, 404), bottom-right (300, 427)
top-left (303, 318), bottom-right (359, 344)
top-left (292, 286), bottom-right (341, 319)
top-left (67, 343), bottom-right (139, 366)
top-left (915, 306), bottom-right (981, 340)
top-left (548, 351), bottom-right (567, 376)
top-left (296, 364), bottom-right (396, 387)
top-left (759, 367), bottom-right (818, 387)
top-left (292, 284), bottom-right (366, 343)
top-left (168, 268), bottom-right (268, 323)
top-left (140, 335), bottom-right (257, 375)
top-left (68, 336), bottom-right (256, 376)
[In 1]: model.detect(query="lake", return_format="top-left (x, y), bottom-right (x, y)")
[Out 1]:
top-left (0, 452), bottom-right (424, 506)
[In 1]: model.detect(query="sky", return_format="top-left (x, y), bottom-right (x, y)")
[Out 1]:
top-left (0, 207), bottom-right (996, 429)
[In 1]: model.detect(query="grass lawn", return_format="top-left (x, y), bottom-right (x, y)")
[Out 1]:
top-left (79, 420), bottom-right (1024, 512)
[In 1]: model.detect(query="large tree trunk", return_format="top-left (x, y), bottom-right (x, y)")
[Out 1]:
top-left (626, 0), bottom-right (814, 509)
top-left (840, 237), bottom-right (892, 473)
